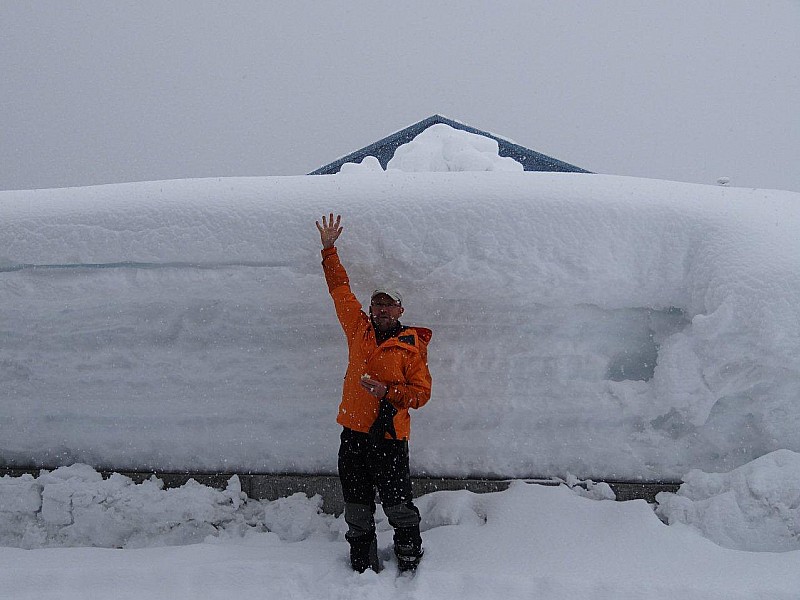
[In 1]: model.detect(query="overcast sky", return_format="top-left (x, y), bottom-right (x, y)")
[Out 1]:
top-left (2, 1), bottom-right (798, 192)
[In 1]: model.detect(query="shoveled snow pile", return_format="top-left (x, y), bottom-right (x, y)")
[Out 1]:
top-left (2, 456), bottom-right (799, 553)
top-left (0, 464), bottom-right (612, 551)
top-left (656, 449), bottom-right (800, 552)
top-left (0, 466), bottom-right (270, 548)
top-left (0, 464), bottom-right (341, 549)
top-left (0, 124), bottom-right (799, 482)
top-left (0, 464), bottom-right (254, 548)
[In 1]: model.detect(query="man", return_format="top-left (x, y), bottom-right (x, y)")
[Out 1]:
top-left (316, 213), bottom-right (432, 573)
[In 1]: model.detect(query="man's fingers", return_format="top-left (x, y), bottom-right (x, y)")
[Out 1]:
top-left (318, 214), bottom-right (342, 229)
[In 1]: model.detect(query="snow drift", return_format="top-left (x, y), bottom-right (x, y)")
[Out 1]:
top-left (656, 449), bottom-right (800, 552)
top-left (0, 126), bottom-right (799, 481)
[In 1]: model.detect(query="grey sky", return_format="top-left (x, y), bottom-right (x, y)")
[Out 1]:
top-left (2, 1), bottom-right (798, 191)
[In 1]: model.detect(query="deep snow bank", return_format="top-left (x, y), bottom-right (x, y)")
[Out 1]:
top-left (1, 172), bottom-right (799, 479)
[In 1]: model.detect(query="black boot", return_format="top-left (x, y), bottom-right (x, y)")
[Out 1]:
top-left (395, 543), bottom-right (424, 572)
top-left (394, 526), bottom-right (423, 572)
top-left (348, 532), bottom-right (380, 573)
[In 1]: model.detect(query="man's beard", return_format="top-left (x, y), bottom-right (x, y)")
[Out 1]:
top-left (371, 316), bottom-right (402, 337)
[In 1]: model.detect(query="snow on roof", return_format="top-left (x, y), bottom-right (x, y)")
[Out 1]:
top-left (309, 115), bottom-right (591, 174)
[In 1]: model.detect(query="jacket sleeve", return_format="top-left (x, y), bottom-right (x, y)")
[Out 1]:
top-left (321, 246), bottom-right (366, 342)
top-left (385, 346), bottom-right (432, 411)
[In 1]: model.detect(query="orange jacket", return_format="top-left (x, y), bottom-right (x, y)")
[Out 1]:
top-left (321, 247), bottom-right (432, 440)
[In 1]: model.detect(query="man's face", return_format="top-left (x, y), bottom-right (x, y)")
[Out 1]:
top-left (369, 293), bottom-right (404, 333)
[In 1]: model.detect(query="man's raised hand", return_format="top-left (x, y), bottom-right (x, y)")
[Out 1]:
top-left (316, 213), bottom-right (343, 249)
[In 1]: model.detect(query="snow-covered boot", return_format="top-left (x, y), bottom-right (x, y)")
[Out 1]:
top-left (394, 526), bottom-right (423, 572)
top-left (395, 543), bottom-right (424, 572)
top-left (348, 532), bottom-right (380, 573)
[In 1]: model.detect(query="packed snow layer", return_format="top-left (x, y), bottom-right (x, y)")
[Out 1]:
top-left (2, 471), bottom-right (800, 599)
top-left (1, 172), bottom-right (799, 479)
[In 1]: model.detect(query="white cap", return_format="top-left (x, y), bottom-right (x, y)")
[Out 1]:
top-left (371, 287), bottom-right (402, 305)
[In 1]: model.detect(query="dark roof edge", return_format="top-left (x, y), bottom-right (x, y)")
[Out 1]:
top-left (308, 115), bottom-right (443, 175)
top-left (308, 114), bottom-right (591, 175)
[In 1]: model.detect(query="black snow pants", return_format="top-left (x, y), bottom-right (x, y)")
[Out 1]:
top-left (338, 427), bottom-right (422, 549)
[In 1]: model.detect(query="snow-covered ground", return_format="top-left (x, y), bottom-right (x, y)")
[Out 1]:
top-left (2, 125), bottom-right (799, 597)
top-left (0, 464), bottom-right (800, 600)
top-left (1, 462), bottom-right (800, 599)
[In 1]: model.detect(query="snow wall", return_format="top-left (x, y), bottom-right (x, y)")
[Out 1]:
top-left (1, 172), bottom-right (799, 480)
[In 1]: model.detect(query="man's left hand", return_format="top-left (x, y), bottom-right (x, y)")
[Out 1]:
top-left (360, 377), bottom-right (388, 398)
